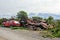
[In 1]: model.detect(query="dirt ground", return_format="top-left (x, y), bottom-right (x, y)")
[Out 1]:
top-left (0, 27), bottom-right (60, 40)
top-left (0, 36), bottom-right (8, 40)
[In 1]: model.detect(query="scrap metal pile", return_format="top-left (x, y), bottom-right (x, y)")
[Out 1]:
top-left (20, 19), bottom-right (49, 30)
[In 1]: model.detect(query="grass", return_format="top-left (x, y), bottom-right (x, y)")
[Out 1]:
top-left (10, 26), bottom-right (29, 30)
top-left (0, 24), bottom-right (2, 26)
top-left (40, 30), bottom-right (55, 38)
top-left (50, 28), bottom-right (60, 38)
top-left (40, 28), bottom-right (60, 38)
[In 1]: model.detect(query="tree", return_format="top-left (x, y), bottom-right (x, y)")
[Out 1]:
top-left (0, 18), bottom-right (3, 25)
top-left (55, 20), bottom-right (60, 27)
top-left (46, 16), bottom-right (54, 24)
top-left (17, 11), bottom-right (28, 19)
top-left (32, 16), bottom-right (43, 21)
top-left (17, 11), bottom-right (28, 27)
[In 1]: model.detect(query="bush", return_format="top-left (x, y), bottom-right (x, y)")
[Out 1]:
top-left (53, 32), bottom-right (60, 37)
top-left (50, 28), bottom-right (60, 37)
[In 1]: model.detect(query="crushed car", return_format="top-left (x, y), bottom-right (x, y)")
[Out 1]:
top-left (2, 20), bottom-right (21, 27)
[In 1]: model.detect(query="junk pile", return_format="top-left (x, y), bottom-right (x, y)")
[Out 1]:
top-left (20, 19), bottom-right (49, 30)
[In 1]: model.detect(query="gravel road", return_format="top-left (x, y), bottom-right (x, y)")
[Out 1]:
top-left (0, 27), bottom-right (60, 40)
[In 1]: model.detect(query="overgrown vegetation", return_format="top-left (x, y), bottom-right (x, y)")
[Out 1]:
top-left (0, 10), bottom-right (60, 38)
top-left (50, 20), bottom-right (60, 37)
top-left (41, 19), bottom-right (60, 38)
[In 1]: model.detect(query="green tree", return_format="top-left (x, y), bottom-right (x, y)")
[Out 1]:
top-left (46, 16), bottom-right (54, 24)
top-left (32, 16), bottom-right (43, 21)
top-left (0, 18), bottom-right (3, 25)
top-left (17, 11), bottom-right (28, 19)
top-left (55, 20), bottom-right (60, 27)
top-left (0, 18), bottom-right (7, 25)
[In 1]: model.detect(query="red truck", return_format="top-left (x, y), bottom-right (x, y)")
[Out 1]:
top-left (2, 20), bottom-right (21, 27)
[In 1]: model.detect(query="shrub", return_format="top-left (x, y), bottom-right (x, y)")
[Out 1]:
top-left (50, 28), bottom-right (60, 37)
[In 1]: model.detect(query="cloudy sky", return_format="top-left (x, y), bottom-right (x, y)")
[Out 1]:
top-left (0, 0), bottom-right (60, 18)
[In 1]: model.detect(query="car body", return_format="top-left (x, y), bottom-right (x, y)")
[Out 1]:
top-left (2, 20), bottom-right (21, 27)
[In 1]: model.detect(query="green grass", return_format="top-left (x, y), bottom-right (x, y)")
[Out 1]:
top-left (40, 28), bottom-right (60, 38)
top-left (40, 30), bottom-right (55, 38)
top-left (0, 24), bottom-right (3, 27)
top-left (10, 26), bottom-right (28, 30)
top-left (50, 28), bottom-right (60, 38)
